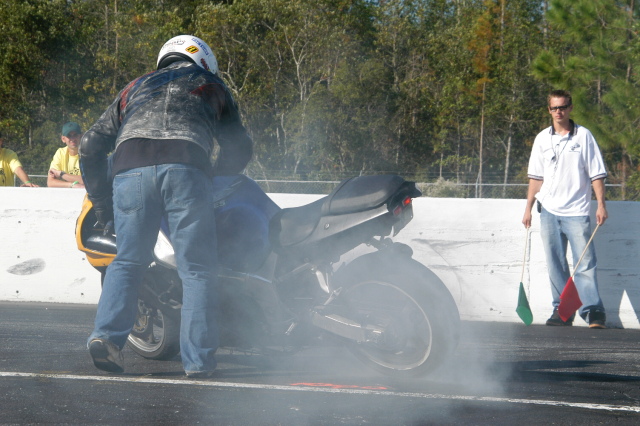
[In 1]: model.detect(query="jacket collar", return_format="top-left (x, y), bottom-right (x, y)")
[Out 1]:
top-left (549, 119), bottom-right (576, 136)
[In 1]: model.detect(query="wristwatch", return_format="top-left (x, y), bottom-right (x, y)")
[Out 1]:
top-left (59, 171), bottom-right (66, 179)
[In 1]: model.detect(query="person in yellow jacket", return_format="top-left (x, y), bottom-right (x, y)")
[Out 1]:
top-left (0, 133), bottom-right (38, 187)
top-left (48, 122), bottom-right (85, 188)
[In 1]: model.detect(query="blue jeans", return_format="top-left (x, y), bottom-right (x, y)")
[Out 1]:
top-left (539, 208), bottom-right (605, 319)
top-left (88, 164), bottom-right (218, 373)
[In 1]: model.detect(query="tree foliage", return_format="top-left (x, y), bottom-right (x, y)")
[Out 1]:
top-left (533, 0), bottom-right (640, 197)
top-left (1, 0), bottom-right (639, 198)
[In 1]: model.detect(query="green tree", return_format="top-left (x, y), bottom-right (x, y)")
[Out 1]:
top-left (0, 0), bottom-right (616, 196)
top-left (478, 0), bottom-right (548, 195)
top-left (533, 0), bottom-right (640, 199)
top-left (419, 1), bottom-right (479, 183)
top-left (198, 0), bottom-right (378, 177)
top-left (2, 0), bottom-right (214, 172)
top-left (0, 0), bottom-right (72, 163)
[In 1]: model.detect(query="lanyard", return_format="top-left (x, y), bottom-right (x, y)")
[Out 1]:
top-left (551, 132), bottom-right (572, 173)
top-left (540, 132), bottom-right (573, 204)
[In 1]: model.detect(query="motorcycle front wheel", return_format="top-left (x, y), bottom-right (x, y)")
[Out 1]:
top-left (333, 254), bottom-right (459, 377)
top-left (127, 299), bottom-right (181, 361)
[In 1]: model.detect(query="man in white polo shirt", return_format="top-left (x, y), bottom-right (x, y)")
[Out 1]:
top-left (522, 89), bottom-right (608, 329)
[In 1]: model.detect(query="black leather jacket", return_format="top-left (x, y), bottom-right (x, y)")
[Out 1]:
top-left (79, 61), bottom-right (253, 209)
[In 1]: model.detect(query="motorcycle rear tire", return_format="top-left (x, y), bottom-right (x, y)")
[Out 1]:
top-left (333, 254), bottom-right (460, 378)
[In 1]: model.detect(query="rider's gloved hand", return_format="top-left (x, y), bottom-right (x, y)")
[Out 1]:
top-left (93, 203), bottom-right (114, 235)
top-left (102, 220), bottom-right (115, 236)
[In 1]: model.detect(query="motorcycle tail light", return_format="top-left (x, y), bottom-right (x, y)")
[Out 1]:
top-left (392, 196), bottom-right (412, 216)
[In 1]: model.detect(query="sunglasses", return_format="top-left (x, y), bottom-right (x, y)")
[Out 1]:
top-left (549, 104), bottom-right (571, 112)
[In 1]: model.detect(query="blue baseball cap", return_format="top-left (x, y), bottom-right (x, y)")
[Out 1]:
top-left (62, 122), bottom-right (82, 136)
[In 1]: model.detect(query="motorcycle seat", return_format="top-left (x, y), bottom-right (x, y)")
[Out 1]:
top-left (270, 175), bottom-right (405, 248)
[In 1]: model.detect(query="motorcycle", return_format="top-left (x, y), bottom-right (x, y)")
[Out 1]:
top-left (76, 174), bottom-right (460, 377)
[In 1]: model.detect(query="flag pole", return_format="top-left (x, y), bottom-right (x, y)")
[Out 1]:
top-left (520, 227), bottom-right (530, 284)
top-left (516, 227), bottom-right (533, 325)
top-left (557, 223), bottom-right (601, 321)
top-left (572, 223), bottom-right (600, 278)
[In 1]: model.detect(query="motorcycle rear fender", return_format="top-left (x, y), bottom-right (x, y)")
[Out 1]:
top-left (272, 204), bottom-right (414, 264)
top-left (270, 176), bottom-right (420, 254)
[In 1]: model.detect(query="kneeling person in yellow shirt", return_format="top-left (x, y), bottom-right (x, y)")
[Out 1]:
top-left (48, 122), bottom-right (85, 188)
top-left (0, 134), bottom-right (38, 187)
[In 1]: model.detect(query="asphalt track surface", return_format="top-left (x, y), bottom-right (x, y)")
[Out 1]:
top-left (1, 302), bottom-right (639, 425)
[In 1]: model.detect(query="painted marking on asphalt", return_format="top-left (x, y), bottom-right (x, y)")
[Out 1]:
top-left (290, 382), bottom-right (389, 390)
top-left (1, 371), bottom-right (639, 413)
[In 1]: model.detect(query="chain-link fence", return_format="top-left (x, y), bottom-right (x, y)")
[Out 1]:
top-left (14, 174), bottom-right (627, 200)
top-left (253, 179), bottom-right (626, 200)
top-left (13, 174), bottom-right (48, 187)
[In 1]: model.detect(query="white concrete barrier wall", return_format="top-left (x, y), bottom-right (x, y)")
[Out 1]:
top-left (2, 187), bottom-right (639, 328)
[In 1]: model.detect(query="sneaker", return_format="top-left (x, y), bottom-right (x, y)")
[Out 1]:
top-left (185, 370), bottom-right (215, 379)
top-left (588, 311), bottom-right (607, 329)
top-left (546, 308), bottom-right (574, 326)
top-left (89, 338), bottom-right (124, 373)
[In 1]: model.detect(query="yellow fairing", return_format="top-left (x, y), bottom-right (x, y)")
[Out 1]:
top-left (75, 194), bottom-right (115, 268)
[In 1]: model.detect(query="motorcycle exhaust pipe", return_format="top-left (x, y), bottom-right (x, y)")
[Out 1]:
top-left (310, 309), bottom-right (384, 344)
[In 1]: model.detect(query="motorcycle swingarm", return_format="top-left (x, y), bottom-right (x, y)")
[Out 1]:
top-left (310, 309), bottom-right (384, 344)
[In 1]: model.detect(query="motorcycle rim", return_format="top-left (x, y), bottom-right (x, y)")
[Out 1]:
top-left (127, 299), bottom-right (181, 360)
top-left (342, 280), bottom-right (434, 371)
top-left (333, 255), bottom-right (459, 377)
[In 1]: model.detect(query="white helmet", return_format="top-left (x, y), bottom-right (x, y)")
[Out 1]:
top-left (156, 35), bottom-right (218, 74)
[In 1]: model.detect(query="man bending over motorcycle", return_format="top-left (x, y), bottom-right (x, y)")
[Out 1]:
top-left (79, 35), bottom-right (253, 377)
